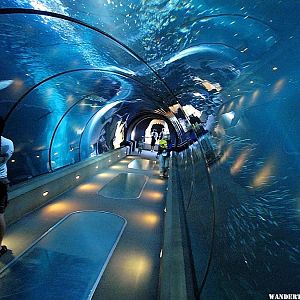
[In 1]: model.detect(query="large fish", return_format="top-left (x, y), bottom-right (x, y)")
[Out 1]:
top-left (0, 80), bottom-right (13, 90)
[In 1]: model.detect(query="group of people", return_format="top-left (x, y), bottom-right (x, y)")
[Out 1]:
top-left (136, 129), bottom-right (160, 154)
top-left (150, 129), bottom-right (165, 151)
top-left (136, 130), bottom-right (172, 179)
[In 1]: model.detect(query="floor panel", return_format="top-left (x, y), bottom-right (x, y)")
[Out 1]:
top-left (0, 211), bottom-right (126, 300)
top-left (128, 159), bottom-right (157, 171)
top-left (98, 173), bottom-right (148, 199)
top-left (2, 151), bottom-right (166, 300)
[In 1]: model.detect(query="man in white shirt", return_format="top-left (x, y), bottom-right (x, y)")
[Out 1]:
top-left (0, 117), bottom-right (14, 257)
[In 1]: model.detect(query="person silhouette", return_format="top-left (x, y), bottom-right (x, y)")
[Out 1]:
top-left (0, 116), bottom-right (14, 257)
top-left (150, 132), bottom-right (157, 152)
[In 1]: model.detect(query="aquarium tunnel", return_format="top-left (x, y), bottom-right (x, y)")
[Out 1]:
top-left (0, 1), bottom-right (299, 299)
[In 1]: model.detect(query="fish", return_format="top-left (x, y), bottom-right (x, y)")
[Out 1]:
top-left (0, 80), bottom-right (14, 90)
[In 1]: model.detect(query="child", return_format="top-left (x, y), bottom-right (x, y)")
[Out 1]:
top-left (137, 139), bottom-right (143, 155)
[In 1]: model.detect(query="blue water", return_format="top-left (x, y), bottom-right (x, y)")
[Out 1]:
top-left (0, 1), bottom-right (299, 298)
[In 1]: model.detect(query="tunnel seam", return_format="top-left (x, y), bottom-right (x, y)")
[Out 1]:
top-left (0, 8), bottom-right (178, 105)
top-left (4, 68), bottom-right (165, 123)
top-left (196, 145), bottom-right (217, 298)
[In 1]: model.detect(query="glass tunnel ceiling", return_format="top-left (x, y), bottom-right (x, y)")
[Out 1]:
top-left (0, 1), bottom-right (297, 115)
top-left (0, 1), bottom-right (299, 174)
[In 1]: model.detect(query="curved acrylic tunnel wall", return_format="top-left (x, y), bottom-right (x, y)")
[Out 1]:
top-left (206, 106), bottom-right (300, 292)
top-left (0, 1), bottom-right (299, 298)
top-left (2, 66), bottom-right (159, 183)
top-left (0, 9), bottom-right (185, 184)
top-left (177, 115), bottom-right (299, 298)
top-left (177, 25), bottom-right (300, 299)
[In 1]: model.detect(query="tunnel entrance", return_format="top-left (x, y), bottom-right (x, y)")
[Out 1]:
top-left (150, 123), bottom-right (164, 137)
top-left (130, 118), bottom-right (170, 150)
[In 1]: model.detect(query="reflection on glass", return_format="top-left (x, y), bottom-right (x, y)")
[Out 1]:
top-left (273, 78), bottom-right (286, 94)
top-left (230, 148), bottom-right (251, 175)
top-left (220, 146), bottom-right (233, 163)
top-left (252, 159), bottom-right (276, 189)
top-left (250, 89), bottom-right (260, 105)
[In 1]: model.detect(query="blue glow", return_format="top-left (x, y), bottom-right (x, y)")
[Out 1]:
top-left (0, 1), bottom-right (299, 296)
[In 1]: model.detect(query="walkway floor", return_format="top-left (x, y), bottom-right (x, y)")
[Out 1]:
top-left (0, 150), bottom-right (167, 299)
